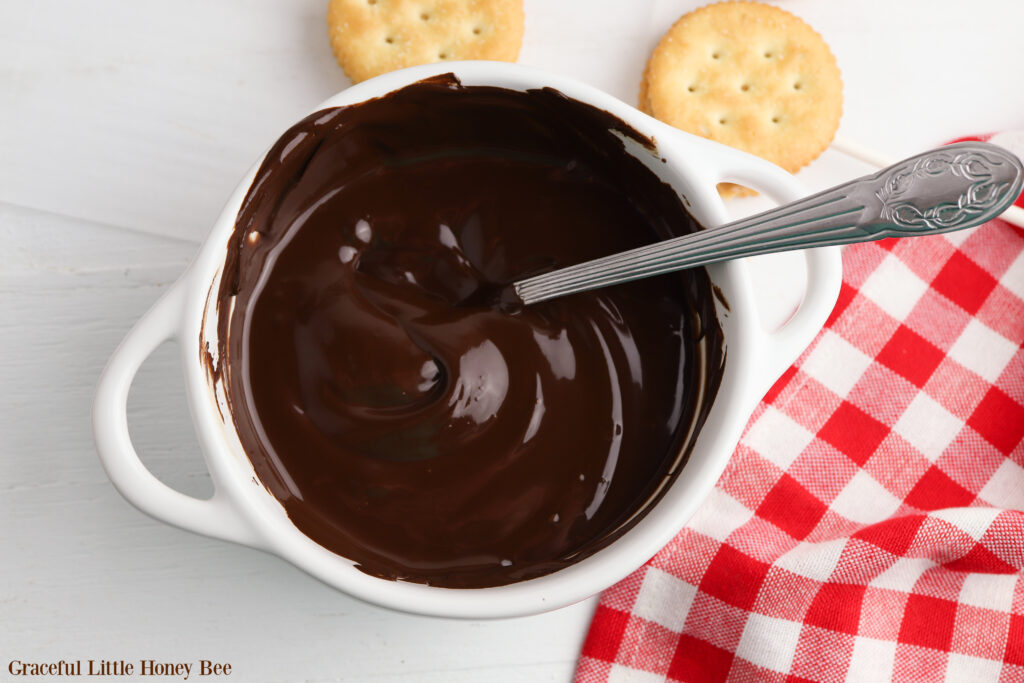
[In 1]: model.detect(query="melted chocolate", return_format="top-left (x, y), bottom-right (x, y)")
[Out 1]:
top-left (215, 75), bottom-right (724, 588)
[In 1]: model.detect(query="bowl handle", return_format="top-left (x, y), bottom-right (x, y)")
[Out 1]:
top-left (92, 282), bottom-right (259, 547)
top-left (710, 146), bottom-right (844, 395)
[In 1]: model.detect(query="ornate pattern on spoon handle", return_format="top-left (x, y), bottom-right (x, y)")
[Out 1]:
top-left (876, 144), bottom-right (1022, 232)
top-left (514, 142), bottom-right (1024, 306)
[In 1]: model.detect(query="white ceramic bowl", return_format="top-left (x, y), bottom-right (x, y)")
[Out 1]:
top-left (93, 61), bottom-right (842, 618)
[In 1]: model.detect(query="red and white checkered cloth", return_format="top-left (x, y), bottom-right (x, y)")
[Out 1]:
top-left (576, 183), bottom-right (1024, 679)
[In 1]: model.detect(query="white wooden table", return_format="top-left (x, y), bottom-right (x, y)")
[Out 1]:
top-left (3, 1), bottom-right (1021, 680)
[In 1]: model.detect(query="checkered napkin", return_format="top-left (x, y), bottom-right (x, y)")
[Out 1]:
top-left (575, 213), bottom-right (1024, 681)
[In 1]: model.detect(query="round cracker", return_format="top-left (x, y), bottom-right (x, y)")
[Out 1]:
top-left (328, 0), bottom-right (524, 83)
top-left (642, 1), bottom-right (842, 198)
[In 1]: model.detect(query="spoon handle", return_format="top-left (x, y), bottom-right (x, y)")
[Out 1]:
top-left (514, 141), bottom-right (1023, 306)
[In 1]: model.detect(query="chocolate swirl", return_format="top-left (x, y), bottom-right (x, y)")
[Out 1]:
top-left (214, 75), bottom-right (724, 588)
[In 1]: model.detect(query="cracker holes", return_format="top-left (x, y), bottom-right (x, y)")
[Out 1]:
top-left (719, 117), bottom-right (728, 125)
top-left (687, 84), bottom-right (697, 93)
top-left (711, 51), bottom-right (721, 60)
top-left (385, 36), bottom-right (394, 44)
top-left (473, 26), bottom-right (482, 35)
top-left (793, 81), bottom-right (803, 91)
top-left (740, 83), bottom-right (750, 92)
top-left (367, 0), bottom-right (377, 4)
top-left (771, 116), bottom-right (781, 124)
top-left (420, 12), bottom-right (430, 20)
top-left (764, 50), bottom-right (773, 59)
top-left (439, 51), bottom-right (449, 59)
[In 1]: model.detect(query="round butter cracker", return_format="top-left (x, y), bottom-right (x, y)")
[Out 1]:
top-left (641, 1), bottom-right (842, 198)
top-left (328, 0), bottom-right (524, 83)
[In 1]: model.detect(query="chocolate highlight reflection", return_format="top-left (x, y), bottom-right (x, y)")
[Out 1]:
top-left (214, 75), bottom-right (725, 588)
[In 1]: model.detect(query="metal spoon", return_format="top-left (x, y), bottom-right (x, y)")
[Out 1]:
top-left (512, 141), bottom-right (1023, 307)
